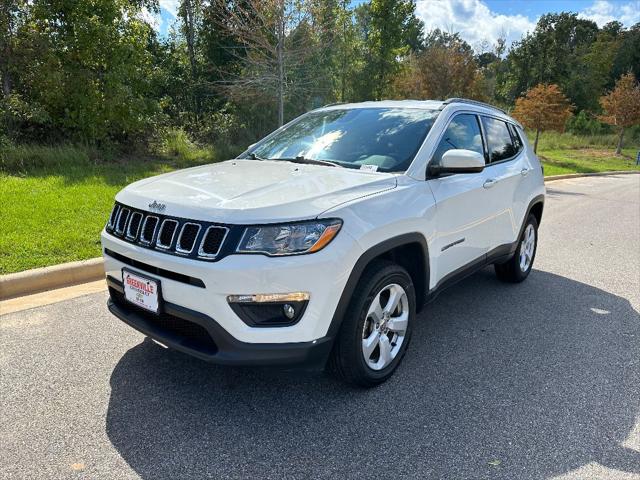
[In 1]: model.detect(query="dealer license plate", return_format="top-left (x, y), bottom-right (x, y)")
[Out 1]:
top-left (122, 269), bottom-right (160, 314)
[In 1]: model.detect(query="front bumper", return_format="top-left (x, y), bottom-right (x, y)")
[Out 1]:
top-left (102, 225), bottom-right (363, 367)
top-left (107, 277), bottom-right (333, 368)
top-left (102, 227), bottom-right (361, 344)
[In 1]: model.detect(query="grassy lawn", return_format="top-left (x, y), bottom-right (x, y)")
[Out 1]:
top-left (539, 148), bottom-right (640, 176)
top-left (1, 137), bottom-right (639, 274)
top-left (0, 144), bottom-right (221, 274)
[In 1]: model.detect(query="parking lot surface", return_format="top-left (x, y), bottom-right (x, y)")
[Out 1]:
top-left (1, 175), bottom-right (639, 479)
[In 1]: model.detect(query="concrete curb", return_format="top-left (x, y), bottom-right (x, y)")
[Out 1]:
top-left (1, 170), bottom-right (638, 301)
top-left (544, 170), bottom-right (639, 182)
top-left (0, 258), bottom-right (104, 301)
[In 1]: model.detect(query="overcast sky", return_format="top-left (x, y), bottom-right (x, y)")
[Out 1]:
top-left (153, 0), bottom-right (640, 49)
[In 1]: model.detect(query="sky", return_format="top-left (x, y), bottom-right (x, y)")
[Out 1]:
top-left (153, 0), bottom-right (640, 49)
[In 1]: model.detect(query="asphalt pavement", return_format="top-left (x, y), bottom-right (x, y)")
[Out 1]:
top-left (1, 174), bottom-right (639, 479)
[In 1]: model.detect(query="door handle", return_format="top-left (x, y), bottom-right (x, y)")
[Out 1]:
top-left (521, 168), bottom-right (530, 176)
top-left (483, 179), bottom-right (497, 189)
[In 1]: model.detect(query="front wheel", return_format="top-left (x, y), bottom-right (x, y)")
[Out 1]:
top-left (494, 214), bottom-right (539, 283)
top-left (328, 260), bottom-right (416, 387)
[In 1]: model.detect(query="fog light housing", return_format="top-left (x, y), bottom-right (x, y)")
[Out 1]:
top-left (227, 293), bottom-right (310, 327)
top-left (283, 304), bottom-right (296, 319)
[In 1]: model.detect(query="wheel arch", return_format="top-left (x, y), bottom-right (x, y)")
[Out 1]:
top-left (326, 233), bottom-right (430, 339)
top-left (520, 195), bottom-right (545, 236)
top-left (529, 198), bottom-right (544, 226)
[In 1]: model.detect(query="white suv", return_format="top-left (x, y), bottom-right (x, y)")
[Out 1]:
top-left (102, 99), bottom-right (545, 386)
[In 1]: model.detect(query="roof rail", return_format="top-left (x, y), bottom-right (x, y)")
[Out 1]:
top-left (321, 101), bottom-right (347, 108)
top-left (441, 98), bottom-right (507, 114)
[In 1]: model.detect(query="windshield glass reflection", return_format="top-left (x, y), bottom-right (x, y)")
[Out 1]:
top-left (247, 108), bottom-right (439, 172)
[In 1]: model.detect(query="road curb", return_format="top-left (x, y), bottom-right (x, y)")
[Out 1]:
top-left (1, 170), bottom-right (638, 301)
top-left (0, 258), bottom-right (104, 301)
top-left (544, 170), bottom-right (639, 182)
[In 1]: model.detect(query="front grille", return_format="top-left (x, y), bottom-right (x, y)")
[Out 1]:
top-left (108, 205), bottom-right (120, 229)
top-left (157, 219), bottom-right (178, 249)
top-left (110, 287), bottom-right (217, 353)
top-left (140, 216), bottom-right (159, 244)
top-left (126, 212), bottom-right (143, 240)
top-left (115, 208), bottom-right (130, 235)
top-left (105, 202), bottom-right (230, 261)
top-left (176, 223), bottom-right (201, 254)
top-left (199, 226), bottom-right (227, 257)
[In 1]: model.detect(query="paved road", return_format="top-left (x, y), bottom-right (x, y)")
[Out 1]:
top-left (1, 175), bottom-right (639, 480)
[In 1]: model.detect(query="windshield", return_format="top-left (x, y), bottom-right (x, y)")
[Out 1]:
top-left (245, 107), bottom-right (439, 173)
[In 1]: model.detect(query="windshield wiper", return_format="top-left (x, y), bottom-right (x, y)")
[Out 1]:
top-left (275, 156), bottom-right (342, 168)
top-left (248, 152), bottom-right (266, 161)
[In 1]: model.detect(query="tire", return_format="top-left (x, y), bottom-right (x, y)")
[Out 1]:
top-left (328, 259), bottom-right (416, 387)
top-left (494, 214), bottom-right (539, 283)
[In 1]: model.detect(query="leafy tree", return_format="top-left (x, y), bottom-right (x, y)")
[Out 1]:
top-left (3, 0), bottom-right (163, 144)
top-left (0, 0), bottom-right (25, 97)
top-left (611, 23), bottom-right (640, 83)
top-left (307, 0), bottom-right (361, 103)
top-left (512, 84), bottom-right (573, 153)
top-left (566, 110), bottom-right (608, 136)
top-left (178, 0), bottom-right (204, 119)
top-left (581, 28), bottom-right (620, 104)
top-left (599, 73), bottom-right (640, 154)
top-left (355, 0), bottom-right (421, 100)
top-left (499, 13), bottom-right (599, 110)
top-left (392, 30), bottom-right (484, 100)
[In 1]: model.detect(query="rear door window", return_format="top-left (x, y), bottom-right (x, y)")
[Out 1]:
top-left (481, 116), bottom-right (518, 163)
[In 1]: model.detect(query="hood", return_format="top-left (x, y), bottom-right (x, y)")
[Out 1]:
top-left (116, 159), bottom-right (397, 223)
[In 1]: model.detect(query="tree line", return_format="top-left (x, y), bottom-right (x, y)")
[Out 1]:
top-left (1, 0), bottom-right (639, 151)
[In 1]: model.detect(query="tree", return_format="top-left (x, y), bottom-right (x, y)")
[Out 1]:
top-left (499, 13), bottom-right (599, 110)
top-left (178, 0), bottom-right (204, 119)
top-left (0, 0), bottom-right (164, 144)
top-left (355, 0), bottom-right (421, 100)
top-left (512, 84), bottom-right (573, 153)
top-left (391, 30), bottom-right (484, 100)
top-left (611, 23), bottom-right (640, 84)
top-left (598, 73), bottom-right (640, 154)
top-left (211, 0), bottom-right (318, 127)
top-left (0, 0), bottom-right (25, 97)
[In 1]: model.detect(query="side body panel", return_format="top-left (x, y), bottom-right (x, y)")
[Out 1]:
top-left (427, 173), bottom-right (495, 283)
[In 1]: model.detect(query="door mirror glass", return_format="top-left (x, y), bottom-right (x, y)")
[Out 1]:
top-left (431, 149), bottom-right (485, 175)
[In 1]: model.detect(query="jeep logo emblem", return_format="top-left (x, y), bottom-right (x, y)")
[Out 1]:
top-left (148, 200), bottom-right (166, 212)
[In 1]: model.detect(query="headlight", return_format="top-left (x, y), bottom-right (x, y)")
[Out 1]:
top-left (237, 219), bottom-right (342, 256)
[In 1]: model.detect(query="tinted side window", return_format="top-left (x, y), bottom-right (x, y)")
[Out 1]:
top-left (508, 123), bottom-right (523, 153)
top-left (432, 114), bottom-right (484, 165)
top-left (482, 117), bottom-right (517, 162)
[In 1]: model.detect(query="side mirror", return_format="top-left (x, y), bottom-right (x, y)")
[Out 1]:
top-left (429, 149), bottom-right (485, 176)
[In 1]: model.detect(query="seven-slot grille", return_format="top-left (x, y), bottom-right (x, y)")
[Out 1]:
top-left (106, 203), bottom-right (228, 260)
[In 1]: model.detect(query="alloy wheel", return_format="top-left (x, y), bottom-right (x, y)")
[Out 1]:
top-left (519, 224), bottom-right (536, 272)
top-left (361, 283), bottom-right (409, 371)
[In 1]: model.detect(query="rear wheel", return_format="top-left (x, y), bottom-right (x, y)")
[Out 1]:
top-left (328, 260), bottom-right (415, 387)
top-left (494, 214), bottom-right (538, 283)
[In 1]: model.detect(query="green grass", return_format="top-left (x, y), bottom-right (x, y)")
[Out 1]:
top-left (1, 132), bottom-right (639, 274)
top-left (525, 130), bottom-right (640, 176)
top-left (0, 139), bottom-right (242, 274)
top-left (539, 148), bottom-right (640, 176)
top-left (533, 131), bottom-right (624, 151)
